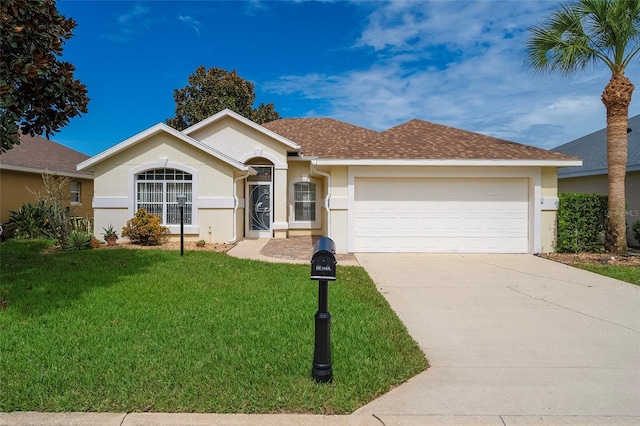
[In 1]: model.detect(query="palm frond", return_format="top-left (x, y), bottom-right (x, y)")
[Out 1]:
top-left (525, 0), bottom-right (640, 76)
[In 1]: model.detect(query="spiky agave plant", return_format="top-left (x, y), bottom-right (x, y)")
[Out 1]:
top-left (64, 230), bottom-right (92, 251)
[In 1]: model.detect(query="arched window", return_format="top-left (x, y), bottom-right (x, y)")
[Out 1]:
top-left (136, 168), bottom-right (192, 225)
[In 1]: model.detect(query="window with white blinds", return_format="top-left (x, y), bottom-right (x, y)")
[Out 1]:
top-left (293, 182), bottom-right (316, 221)
top-left (289, 178), bottom-right (320, 228)
top-left (136, 169), bottom-right (192, 225)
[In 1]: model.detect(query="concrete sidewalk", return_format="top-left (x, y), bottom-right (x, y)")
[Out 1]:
top-left (4, 412), bottom-right (640, 425)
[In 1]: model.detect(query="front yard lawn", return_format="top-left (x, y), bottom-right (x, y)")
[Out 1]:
top-left (574, 264), bottom-right (640, 286)
top-left (0, 240), bottom-right (427, 414)
top-left (542, 252), bottom-right (640, 285)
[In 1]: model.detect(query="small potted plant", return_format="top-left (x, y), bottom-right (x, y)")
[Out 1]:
top-left (196, 239), bottom-right (206, 248)
top-left (102, 224), bottom-right (119, 246)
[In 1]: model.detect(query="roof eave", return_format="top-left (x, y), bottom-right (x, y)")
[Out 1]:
top-left (559, 164), bottom-right (640, 178)
top-left (313, 158), bottom-right (583, 167)
top-left (1, 163), bottom-right (94, 179)
top-left (78, 123), bottom-right (249, 172)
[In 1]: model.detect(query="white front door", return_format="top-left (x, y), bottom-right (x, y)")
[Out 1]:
top-left (247, 182), bottom-right (272, 238)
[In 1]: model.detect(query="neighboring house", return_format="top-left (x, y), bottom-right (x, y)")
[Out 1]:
top-left (552, 115), bottom-right (640, 245)
top-left (78, 109), bottom-right (579, 254)
top-left (0, 133), bottom-right (94, 225)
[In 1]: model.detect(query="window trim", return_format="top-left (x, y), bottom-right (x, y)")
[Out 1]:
top-left (135, 175), bottom-right (193, 225)
top-left (288, 176), bottom-right (321, 229)
top-left (70, 181), bottom-right (81, 205)
top-left (129, 162), bottom-right (199, 234)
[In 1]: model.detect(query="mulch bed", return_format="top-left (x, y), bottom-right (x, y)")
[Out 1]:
top-left (104, 241), bottom-right (236, 253)
top-left (39, 240), bottom-right (236, 253)
top-left (540, 249), bottom-right (640, 267)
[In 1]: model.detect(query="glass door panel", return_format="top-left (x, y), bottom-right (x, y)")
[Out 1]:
top-left (247, 183), bottom-right (271, 237)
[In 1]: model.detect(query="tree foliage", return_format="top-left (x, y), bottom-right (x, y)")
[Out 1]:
top-left (166, 66), bottom-right (279, 130)
top-left (525, 0), bottom-right (640, 254)
top-left (0, 0), bottom-right (89, 154)
top-left (525, 0), bottom-right (640, 77)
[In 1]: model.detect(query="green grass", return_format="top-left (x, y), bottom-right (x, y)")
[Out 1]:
top-left (574, 263), bottom-right (640, 286)
top-left (0, 240), bottom-right (427, 414)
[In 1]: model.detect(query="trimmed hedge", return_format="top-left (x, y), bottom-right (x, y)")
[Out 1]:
top-left (556, 193), bottom-right (608, 253)
top-left (633, 220), bottom-right (640, 245)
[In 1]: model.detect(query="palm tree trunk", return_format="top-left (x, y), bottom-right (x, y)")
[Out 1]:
top-left (601, 75), bottom-right (633, 254)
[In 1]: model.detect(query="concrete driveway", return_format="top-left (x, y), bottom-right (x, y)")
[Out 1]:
top-left (354, 254), bottom-right (640, 423)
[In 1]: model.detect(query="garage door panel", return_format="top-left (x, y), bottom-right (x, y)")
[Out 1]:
top-left (354, 178), bottom-right (529, 253)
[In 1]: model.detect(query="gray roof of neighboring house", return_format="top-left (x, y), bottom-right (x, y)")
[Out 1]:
top-left (0, 133), bottom-right (93, 178)
top-left (552, 114), bottom-right (640, 178)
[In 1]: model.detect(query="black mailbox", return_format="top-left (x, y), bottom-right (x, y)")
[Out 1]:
top-left (311, 237), bottom-right (337, 281)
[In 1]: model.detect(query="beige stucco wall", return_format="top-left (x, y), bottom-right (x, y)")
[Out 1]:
top-left (234, 177), bottom-right (245, 243)
top-left (90, 132), bottom-right (236, 243)
top-left (286, 161), bottom-right (321, 237)
top-left (558, 170), bottom-right (640, 246)
top-left (287, 161), bottom-right (313, 185)
top-left (0, 169), bottom-right (93, 224)
top-left (196, 209), bottom-right (235, 243)
top-left (540, 167), bottom-right (558, 254)
top-left (94, 134), bottom-right (235, 198)
top-left (190, 116), bottom-right (289, 168)
top-left (190, 116), bottom-right (297, 241)
top-left (326, 166), bottom-right (349, 252)
top-left (272, 168), bottom-right (288, 239)
top-left (282, 163), bottom-right (348, 244)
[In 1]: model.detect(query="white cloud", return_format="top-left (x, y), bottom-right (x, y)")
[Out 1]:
top-left (267, 0), bottom-right (640, 148)
top-left (102, 4), bottom-right (165, 43)
top-left (116, 4), bottom-right (149, 24)
top-left (178, 15), bottom-right (202, 36)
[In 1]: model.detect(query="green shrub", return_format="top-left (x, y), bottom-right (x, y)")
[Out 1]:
top-left (31, 173), bottom-right (76, 246)
top-left (633, 220), bottom-right (640, 245)
top-left (121, 209), bottom-right (169, 246)
top-left (556, 193), bottom-right (608, 253)
top-left (7, 174), bottom-right (88, 246)
top-left (64, 231), bottom-right (92, 251)
top-left (7, 201), bottom-right (56, 239)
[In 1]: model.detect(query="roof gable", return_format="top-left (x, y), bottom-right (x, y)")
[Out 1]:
top-left (183, 108), bottom-right (300, 151)
top-left (78, 123), bottom-right (249, 172)
top-left (0, 134), bottom-right (92, 178)
top-left (553, 114), bottom-right (640, 177)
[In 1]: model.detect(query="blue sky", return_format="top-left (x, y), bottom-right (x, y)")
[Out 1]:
top-left (54, 0), bottom-right (640, 156)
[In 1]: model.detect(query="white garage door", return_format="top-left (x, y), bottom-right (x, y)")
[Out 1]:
top-left (354, 178), bottom-right (529, 253)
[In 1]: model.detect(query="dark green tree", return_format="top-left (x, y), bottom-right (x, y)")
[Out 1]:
top-left (525, 0), bottom-right (640, 254)
top-left (0, 0), bottom-right (89, 154)
top-left (166, 66), bottom-right (279, 130)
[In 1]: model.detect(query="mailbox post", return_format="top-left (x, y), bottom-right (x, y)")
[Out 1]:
top-left (310, 237), bottom-right (337, 383)
top-left (177, 194), bottom-right (186, 257)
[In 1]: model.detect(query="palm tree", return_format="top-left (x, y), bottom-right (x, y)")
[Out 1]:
top-left (525, 0), bottom-right (640, 254)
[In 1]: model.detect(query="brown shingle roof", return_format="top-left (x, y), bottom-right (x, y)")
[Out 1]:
top-left (0, 134), bottom-right (92, 176)
top-left (263, 118), bottom-right (379, 158)
top-left (263, 118), bottom-right (577, 161)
